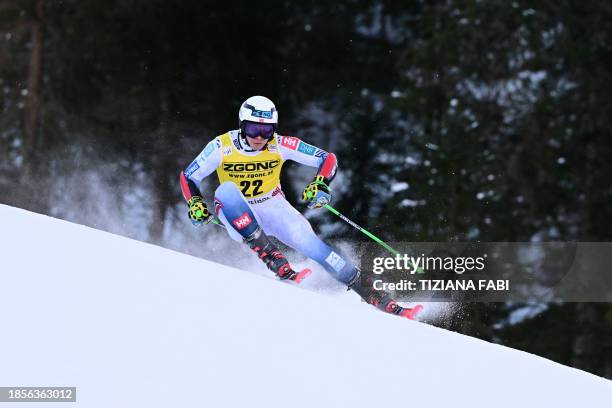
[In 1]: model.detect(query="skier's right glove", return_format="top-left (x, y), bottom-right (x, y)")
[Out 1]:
top-left (187, 196), bottom-right (212, 226)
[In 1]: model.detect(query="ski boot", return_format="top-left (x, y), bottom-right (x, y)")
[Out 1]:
top-left (245, 227), bottom-right (311, 283)
top-left (348, 271), bottom-right (423, 320)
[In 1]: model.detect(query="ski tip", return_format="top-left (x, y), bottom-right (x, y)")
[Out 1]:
top-left (292, 268), bottom-right (312, 284)
top-left (401, 304), bottom-right (424, 320)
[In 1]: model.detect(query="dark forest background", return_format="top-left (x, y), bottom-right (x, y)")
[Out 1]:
top-left (1, 0), bottom-right (611, 378)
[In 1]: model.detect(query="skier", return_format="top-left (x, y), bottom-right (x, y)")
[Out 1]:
top-left (179, 95), bottom-right (420, 319)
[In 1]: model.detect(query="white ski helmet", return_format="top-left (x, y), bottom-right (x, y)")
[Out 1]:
top-left (238, 96), bottom-right (278, 134)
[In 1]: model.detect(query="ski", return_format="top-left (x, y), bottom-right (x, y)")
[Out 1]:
top-left (399, 304), bottom-right (424, 320)
top-left (289, 268), bottom-right (312, 284)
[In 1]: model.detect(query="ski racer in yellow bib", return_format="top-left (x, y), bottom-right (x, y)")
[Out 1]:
top-left (216, 131), bottom-right (283, 201)
top-left (179, 96), bottom-right (420, 319)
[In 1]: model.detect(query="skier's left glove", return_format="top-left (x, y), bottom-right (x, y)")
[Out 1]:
top-left (302, 175), bottom-right (331, 209)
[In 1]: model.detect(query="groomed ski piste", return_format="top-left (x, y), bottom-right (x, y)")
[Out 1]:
top-left (1, 204), bottom-right (610, 407)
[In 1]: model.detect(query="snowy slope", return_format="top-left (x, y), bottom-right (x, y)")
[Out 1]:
top-left (0, 204), bottom-right (610, 408)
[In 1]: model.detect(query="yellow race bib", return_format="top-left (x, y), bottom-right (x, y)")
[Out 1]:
top-left (216, 132), bottom-right (284, 198)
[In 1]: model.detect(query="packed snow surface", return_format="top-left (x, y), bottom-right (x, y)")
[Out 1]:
top-left (1, 204), bottom-right (610, 407)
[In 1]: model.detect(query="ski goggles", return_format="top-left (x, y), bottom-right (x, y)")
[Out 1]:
top-left (243, 122), bottom-right (275, 140)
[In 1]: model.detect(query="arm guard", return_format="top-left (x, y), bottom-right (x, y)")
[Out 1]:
top-left (317, 153), bottom-right (338, 183)
top-left (179, 171), bottom-right (203, 202)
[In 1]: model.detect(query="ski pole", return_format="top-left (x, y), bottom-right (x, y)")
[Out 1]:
top-left (211, 217), bottom-right (225, 228)
top-left (324, 204), bottom-right (399, 255)
top-left (323, 204), bottom-right (424, 273)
